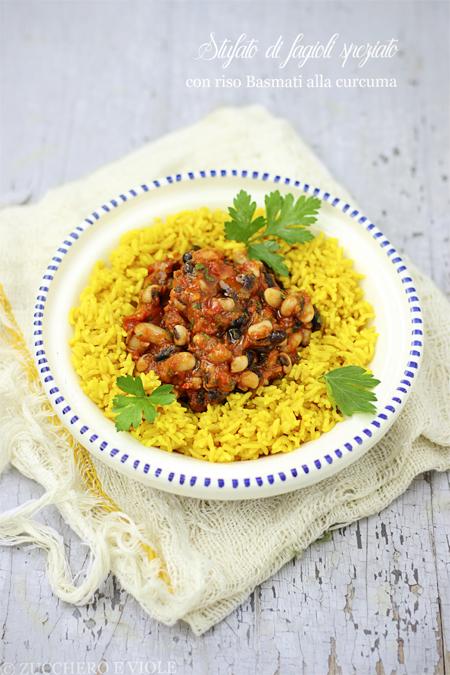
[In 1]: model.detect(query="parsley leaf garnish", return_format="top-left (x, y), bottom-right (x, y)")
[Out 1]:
top-left (265, 192), bottom-right (320, 242)
top-left (247, 241), bottom-right (289, 277)
top-left (225, 189), bottom-right (320, 275)
top-left (322, 366), bottom-right (380, 416)
top-left (112, 376), bottom-right (175, 431)
top-left (225, 190), bottom-right (266, 243)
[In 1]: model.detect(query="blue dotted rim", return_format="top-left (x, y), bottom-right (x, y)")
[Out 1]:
top-left (33, 169), bottom-right (423, 492)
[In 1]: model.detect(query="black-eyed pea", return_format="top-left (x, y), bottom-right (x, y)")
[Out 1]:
top-left (238, 370), bottom-right (259, 389)
top-left (168, 352), bottom-right (196, 372)
top-left (248, 320), bottom-right (273, 340)
top-left (279, 352), bottom-right (292, 373)
top-left (300, 302), bottom-right (315, 323)
top-left (264, 287), bottom-right (283, 308)
top-left (192, 333), bottom-right (209, 349)
top-left (230, 355), bottom-right (249, 373)
top-left (135, 322), bottom-right (170, 345)
top-left (208, 344), bottom-right (232, 364)
top-left (280, 295), bottom-right (299, 317)
top-left (141, 284), bottom-right (160, 304)
top-left (127, 334), bottom-right (149, 353)
top-left (135, 353), bottom-right (152, 372)
top-left (173, 324), bottom-right (189, 346)
top-left (218, 297), bottom-right (235, 311)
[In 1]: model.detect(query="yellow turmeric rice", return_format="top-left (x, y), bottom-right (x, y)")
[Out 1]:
top-left (69, 207), bottom-right (376, 462)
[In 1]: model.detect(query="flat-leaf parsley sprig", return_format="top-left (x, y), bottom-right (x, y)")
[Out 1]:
top-left (322, 366), bottom-right (380, 416)
top-left (225, 189), bottom-right (321, 276)
top-left (112, 375), bottom-right (175, 431)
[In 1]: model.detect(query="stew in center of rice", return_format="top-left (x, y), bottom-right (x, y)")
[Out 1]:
top-left (123, 247), bottom-right (319, 412)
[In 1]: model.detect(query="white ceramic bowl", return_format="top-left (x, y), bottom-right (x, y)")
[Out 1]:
top-left (33, 170), bottom-right (423, 500)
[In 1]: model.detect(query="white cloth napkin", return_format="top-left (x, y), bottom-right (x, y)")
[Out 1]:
top-left (0, 106), bottom-right (449, 634)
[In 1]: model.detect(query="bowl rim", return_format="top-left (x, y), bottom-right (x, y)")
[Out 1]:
top-left (33, 168), bottom-right (424, 497)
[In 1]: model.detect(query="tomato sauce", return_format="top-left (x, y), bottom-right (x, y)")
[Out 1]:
top-left (123, 248), bottom-right (319, 412)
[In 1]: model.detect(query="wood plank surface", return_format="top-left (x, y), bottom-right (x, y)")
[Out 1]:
top-left (0, 1), bottom-right (449, 673)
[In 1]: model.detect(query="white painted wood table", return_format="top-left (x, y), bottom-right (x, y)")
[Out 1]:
top-left (1, 1), bottom-right (449, 673)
